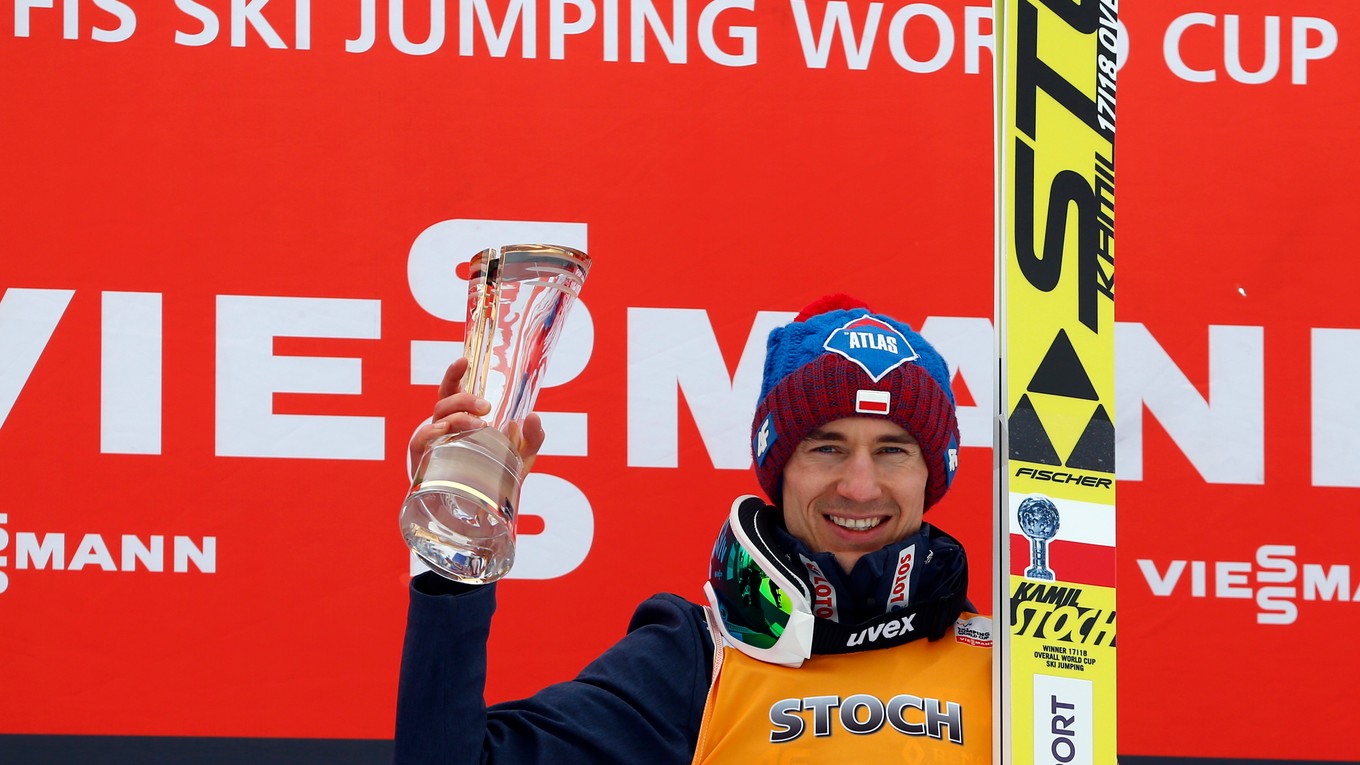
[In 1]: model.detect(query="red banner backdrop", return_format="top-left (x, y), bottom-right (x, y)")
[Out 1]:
top-left (1, 1), bottom-right (1356, 761)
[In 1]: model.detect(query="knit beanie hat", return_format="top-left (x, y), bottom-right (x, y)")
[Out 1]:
top-left (751, 294), bottom-right (960, 510)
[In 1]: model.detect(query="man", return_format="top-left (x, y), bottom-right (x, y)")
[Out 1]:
top-left (394, 294), bottom-right (991, 764)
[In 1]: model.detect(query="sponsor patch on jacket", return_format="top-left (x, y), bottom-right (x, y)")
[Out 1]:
top-left (954, 615), bottom-right (993, 647)
top-left (800, 555), bottom-right (839, 621)
top-left (886, 544), bottom-right (916, 610)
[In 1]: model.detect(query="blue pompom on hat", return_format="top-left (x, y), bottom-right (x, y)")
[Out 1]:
top-left (751, 294), bottom-right (960, 509)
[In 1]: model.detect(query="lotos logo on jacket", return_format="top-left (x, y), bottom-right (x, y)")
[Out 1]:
top-left (800, 555), bottom-right (839, 621)
top-left (886, 544), bottom-right (916, 610)
top-left (823, 315), bottom-right (918, 382)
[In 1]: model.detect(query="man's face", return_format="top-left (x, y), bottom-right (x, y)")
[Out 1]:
top-left (780, 417), bottom-right (929, 574)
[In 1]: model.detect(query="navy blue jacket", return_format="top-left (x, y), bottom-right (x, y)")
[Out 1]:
top-left (393, 522), bottom-right (970, 764)
top-left (393, 573), bottom-right (714, 765)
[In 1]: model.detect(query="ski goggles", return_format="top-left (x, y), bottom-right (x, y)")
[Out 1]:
top-left (703, 496), bottom-right (970, 667)
top-left (703, 496), bottom-right (816, 667)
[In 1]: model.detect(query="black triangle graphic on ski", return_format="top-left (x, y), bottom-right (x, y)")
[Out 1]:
top-left (1065, 404), bottom-right (1115, 473)
top-left (1027, 330), bottom-right (1099, 401)
top-left (1009, 394), bottom-right (1062, 466)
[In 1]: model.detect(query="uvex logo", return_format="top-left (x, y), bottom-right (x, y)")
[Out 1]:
top-left (846, 613), bottom-right (916, 647)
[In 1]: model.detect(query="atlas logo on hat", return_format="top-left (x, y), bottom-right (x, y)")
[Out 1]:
top-left (823, 316), bottom-right (919, 382)
top-left (750, 294), bottom-right (962, 509)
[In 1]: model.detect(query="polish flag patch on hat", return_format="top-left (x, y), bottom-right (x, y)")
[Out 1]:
top-left (855, 389), bottom-right (891, 415)
top-left (823, 316), bottom-right (918, 382)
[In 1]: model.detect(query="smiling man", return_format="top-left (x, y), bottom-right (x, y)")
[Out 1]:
top-left (781, 418), bottom-right (930, 572)
top-left (394, 294), bottom-right (991, 764)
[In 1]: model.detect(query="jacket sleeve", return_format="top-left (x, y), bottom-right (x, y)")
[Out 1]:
top-left (394, 572), bottom-right (714, 765)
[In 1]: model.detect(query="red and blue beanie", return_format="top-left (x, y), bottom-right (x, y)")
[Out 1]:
top-left (751, 294), bottom-right (960, 510)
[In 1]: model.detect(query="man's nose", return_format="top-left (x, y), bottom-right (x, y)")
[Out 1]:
top-left (836, 453), bottom-right (883, 503)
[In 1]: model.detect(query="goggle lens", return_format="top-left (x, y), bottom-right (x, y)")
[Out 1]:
top-left (708, 521), bottom-right (795, 649)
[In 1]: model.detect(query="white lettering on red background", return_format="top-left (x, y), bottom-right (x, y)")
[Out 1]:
top-left (887, 544), bottom-right (916, 609)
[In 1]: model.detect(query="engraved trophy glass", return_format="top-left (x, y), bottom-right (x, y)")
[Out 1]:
top-left (1018, 494), bottom-right (1060, 581)
top-left (400, 244), bottom-right (590, 584)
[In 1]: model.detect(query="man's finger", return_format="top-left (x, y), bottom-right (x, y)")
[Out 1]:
top-left (408, 420), bottom-right (450, 468)
top-left (432, 392), bottom-right (491, 421)
top-left (521, 413), bottom-right (546, 458)
top-left (438, 357), bottom-right (471, 399)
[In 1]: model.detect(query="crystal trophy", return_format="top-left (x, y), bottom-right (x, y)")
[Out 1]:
top-left (1018, 494), bottom-right (1060, 581)
top-left (400, 244), bottom-right (590, 583)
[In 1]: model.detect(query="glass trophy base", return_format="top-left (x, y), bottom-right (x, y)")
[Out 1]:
top-left (400, 427), bottom-right (523, 584)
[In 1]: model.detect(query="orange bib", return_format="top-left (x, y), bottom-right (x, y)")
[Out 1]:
top-left (692, 612), bottom-right (993, 765)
